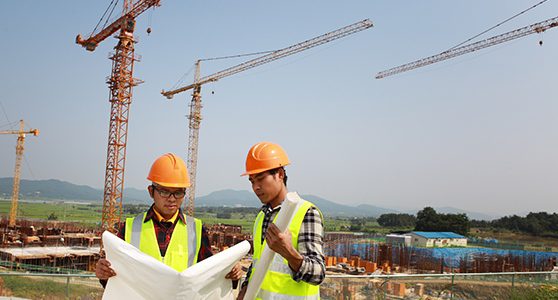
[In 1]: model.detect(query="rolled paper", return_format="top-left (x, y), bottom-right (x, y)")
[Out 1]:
top-left (243, 192), bottom-right (302, 300)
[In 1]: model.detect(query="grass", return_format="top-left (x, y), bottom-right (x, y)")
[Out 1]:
top-left (0, 200), bottom-right (257, 232)
top-left (0, 275), bottom-right (102, 299)
top-left (2, 200), bottom-right (557, 251)
top-left (470, 227), bottom-right (558, 251)
top-left (195, 211), bottom-right (256, 232)
top-left (0, 200), bottom-right (103, 225)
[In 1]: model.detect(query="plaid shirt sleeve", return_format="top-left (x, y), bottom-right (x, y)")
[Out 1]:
top-left (291, 206), bottom-right (326, 285)
top-left (197, 225), bottom-right (213, 261)
top-left (241, 206), bottom-right (326, 287)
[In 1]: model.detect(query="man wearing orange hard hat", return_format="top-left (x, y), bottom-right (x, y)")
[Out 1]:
top-left (237, 142), bottom-right (325, 300)
top-left (95, 153), bottom-right (243, 287)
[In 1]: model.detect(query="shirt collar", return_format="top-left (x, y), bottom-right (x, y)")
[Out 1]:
top-left (260, 200), bottom-right (284, 216)
top-left (145, 205), bottom-right (186, 224)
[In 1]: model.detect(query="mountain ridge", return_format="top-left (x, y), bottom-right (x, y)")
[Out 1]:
top-left (0, 177), bottom-right (497, 219)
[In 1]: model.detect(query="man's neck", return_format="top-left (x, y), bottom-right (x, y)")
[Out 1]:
top-left (268, 189), bottom-right (288, 209)
top-left (153, 207), bottom-right (179, 223)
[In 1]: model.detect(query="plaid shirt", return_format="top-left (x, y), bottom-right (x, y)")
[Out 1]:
top-left (118, 205), bottom-right (213, 262)
top-left (242, 201), bottom-right (326, 287)
top-left (100, 206), bottom-right (213, 288)
top-left (116, 205), bottom-right (213, 260)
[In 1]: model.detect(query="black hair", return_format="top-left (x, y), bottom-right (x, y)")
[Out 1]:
top-left (268, 167), bottom-right (288, 187)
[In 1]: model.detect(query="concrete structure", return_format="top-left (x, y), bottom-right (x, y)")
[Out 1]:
top-left (386, 234), bottom-right (411, 246)
top-left (0, 246), bottom-right (101, 272)
top-left (409, 231), bottom-right (467, 248)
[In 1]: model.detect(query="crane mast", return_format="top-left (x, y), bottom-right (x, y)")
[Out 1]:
top-left (376, 16), bottom-right (558, 79)
top-left (184, 61), bottom-right (203, 216)
top-left (162, 19), bottom-right (373, 216)
top-left (77, 0), bottom-right (160, 232)
top-left (0, 120), bottom-right (39, 227)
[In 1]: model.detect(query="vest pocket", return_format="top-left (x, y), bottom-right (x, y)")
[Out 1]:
top-left (166, 245), bottom-right (187, 271)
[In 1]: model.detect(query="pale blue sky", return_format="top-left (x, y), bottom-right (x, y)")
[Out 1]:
top-left (1, 1), bottom-right (557, 216)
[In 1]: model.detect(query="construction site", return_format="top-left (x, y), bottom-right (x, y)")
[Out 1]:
top-left (1, 0), bottom-right (375, 276)
top-left (320, 233), bottom-right (558, 299)
top-left (2, 0), bottom-right (558, 299)
top-left (0, 217), bottom-right (250, 273)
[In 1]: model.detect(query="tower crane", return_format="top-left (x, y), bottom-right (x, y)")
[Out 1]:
top-left (76, 0), bottom-right (161, 232)
top-left (376, 16), bottom-right (558, 79)
top-left (162, 19), bottom-right (373, 216)
top-left (0, 120), bottom-right (39, 227)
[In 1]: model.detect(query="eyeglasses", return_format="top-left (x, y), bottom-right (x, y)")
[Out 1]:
top-left (151, 185), bottom-right (186, 199)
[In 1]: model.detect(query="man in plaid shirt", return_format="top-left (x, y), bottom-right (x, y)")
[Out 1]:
top-left (238, 142), bottom-right (325, 299)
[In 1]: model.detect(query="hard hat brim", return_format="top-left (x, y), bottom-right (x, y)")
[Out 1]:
top-left (240, 163), bottom-right (289, 176)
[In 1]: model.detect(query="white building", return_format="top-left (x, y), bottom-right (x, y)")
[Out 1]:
top-left (409, 231), bottom-right (467, 248)
top-left (385, 234), bottom-right (412, 247)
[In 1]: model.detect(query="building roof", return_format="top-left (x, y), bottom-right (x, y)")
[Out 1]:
top-left (411, 231), bottom-right (465, 239)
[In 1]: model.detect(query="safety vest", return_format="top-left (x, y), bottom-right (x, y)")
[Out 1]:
top-left (250, 200), bottom-right (322, 300)
top-left (124, 212), bottom-right (202, 272)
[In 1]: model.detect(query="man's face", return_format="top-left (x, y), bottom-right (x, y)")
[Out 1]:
top-left (248, 170), bottom-right (283, 205)
top-left (148, 184), bottom-right (186, 219)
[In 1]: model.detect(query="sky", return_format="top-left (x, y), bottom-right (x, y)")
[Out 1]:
top-left (1, 1), bottom-right (558, 217)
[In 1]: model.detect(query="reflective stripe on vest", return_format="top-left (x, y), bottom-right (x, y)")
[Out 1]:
top-left (257, 290), bottom-right (319, 300)
top-left (251, 200), bottom-right (322, 299)
top-left (125, 212), bottom-right (202, 272)
top-left (185, 215), bottom-right (198, 267)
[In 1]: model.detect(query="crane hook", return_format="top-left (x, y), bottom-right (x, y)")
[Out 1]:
top-left (147, 27), bottom-right (152, 35)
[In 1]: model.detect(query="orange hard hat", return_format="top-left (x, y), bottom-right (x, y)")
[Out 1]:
top-left (147, 153), bottom-right (190, 188)
top-left (242, 142), bottom-right (290, 176)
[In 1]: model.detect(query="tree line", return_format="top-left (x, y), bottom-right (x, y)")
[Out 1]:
top-left (470, 212), bottom-right (558, 237)
top-left (378, 208), bottom-right (558, 237)
top-left (376, 207), bottom-right (469, 235)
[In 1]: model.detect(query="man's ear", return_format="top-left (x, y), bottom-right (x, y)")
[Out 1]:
top-left (147, 185), bottom-right (154, 198)
top-left (277, 168), bottom-right (285, 181)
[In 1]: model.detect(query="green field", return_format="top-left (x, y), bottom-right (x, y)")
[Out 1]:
top-left (0, 200), bottom-right (104, 226)
top-left (2, 200), bottom-right (557, 251)
top-left (0, 200), bottom-right (259, 232)
top-left (1, 200), bottom-right (411, 234)
top-left (0, 275), bottom-right (102, 299)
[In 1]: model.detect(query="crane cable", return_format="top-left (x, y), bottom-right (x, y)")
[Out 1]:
top-left (0, 101), bottom-right (13, 129)
top-left (90, 0), bottom-right (120, 38)
top-left (0, 101), bottom-right (37, 179)
top-left (171, 64), bottom-right (196, 91)
top-left (447, 0), bottom-right (550, 51)
top-left (170, 51), bottom-right (276, 89)
top-left (199, 50), bottom-right (276, 62)
top-left (147, 7), bottom-right (154, 35)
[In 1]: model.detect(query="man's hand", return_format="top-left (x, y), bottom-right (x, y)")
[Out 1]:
top-left (265, 223), bottom-right (293, 257)
top-left (95, 258), bottom-right (116, 280)
top-left (225, 262), bottom-right (243, 281)
top-left (265, 223), bottom-right (303, 272)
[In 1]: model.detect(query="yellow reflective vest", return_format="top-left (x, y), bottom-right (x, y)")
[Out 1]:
top-left (250, 200), bottom-right (322, 300)
top-left (124, 212), bottom-right (202, 272)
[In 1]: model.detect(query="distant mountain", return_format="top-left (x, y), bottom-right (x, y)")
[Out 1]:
top-left (0, 178), bottom-right (101, 201)
top-left (0, 177), bottom-right (150, 204)
top-left (300, 195), bottom-right (399, 217)
top-left (122, 187), bottom-right (151, 204)
top-left (0, 178), bottom-right (498, 219)
top-left (196, 190), bottom-right (399, 217)
top-left (433, 206), bottom-right (500, 221)
top-left (0, 178), bottom-right (398, 217)
top-left (196, 189), bottom-right (259, 207)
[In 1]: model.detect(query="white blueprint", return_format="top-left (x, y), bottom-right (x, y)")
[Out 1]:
top-left (101, 231), bottom-right (250, 300)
